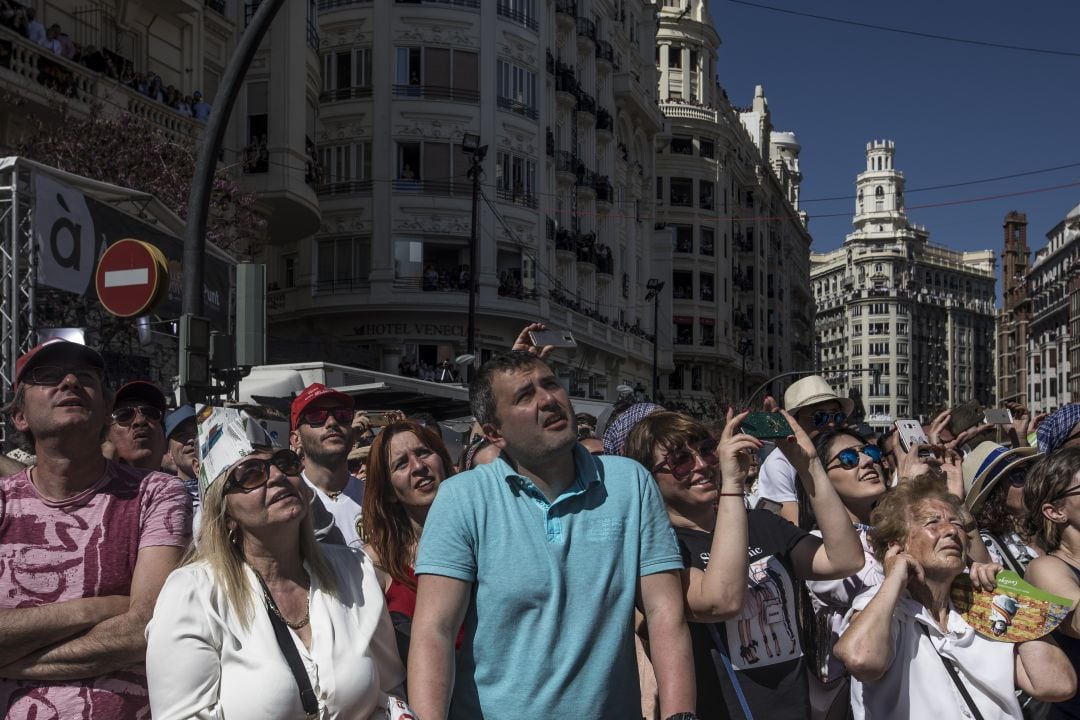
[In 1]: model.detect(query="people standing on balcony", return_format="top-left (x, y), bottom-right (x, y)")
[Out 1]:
top-left (24, 7), bottom-right (45, 47)
top-left (0, 339), bottom-right (192, 718)
top-left (192, 90), bottom-right (211, 121)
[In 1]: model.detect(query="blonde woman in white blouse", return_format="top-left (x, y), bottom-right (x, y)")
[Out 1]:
top-left (145, 406), bottom-right (403, 719)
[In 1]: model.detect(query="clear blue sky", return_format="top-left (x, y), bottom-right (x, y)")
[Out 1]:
top-left (708, 0), bottom-right (1080, 270)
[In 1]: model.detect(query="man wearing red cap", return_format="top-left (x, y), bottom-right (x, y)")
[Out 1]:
top-left (290, 383), bottom-right (365, 547)
top-left (0, 339), bottom-right (192, 718)
top-left (106, 380), bottom-right (168, 470)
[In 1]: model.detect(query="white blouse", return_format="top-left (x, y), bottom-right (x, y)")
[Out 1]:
top-left (146, 545), bottom-right (404, 720)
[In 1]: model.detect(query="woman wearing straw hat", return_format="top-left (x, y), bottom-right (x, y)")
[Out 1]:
top-left (963, 441), bottom-right (1044, 575)
top-left (145, 406), bottom-right (403, 719)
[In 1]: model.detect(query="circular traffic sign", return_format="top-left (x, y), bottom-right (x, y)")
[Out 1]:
top-left (95, 238), bottom-right (170, 317)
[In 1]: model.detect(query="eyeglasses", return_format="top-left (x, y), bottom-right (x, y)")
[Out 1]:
top-left (25, 365), bottom-right (103, 386)
top-left (827, 445), bottom-right (883, 470)
top-left (652, 438), bottom-right (720, 481)
top-left (812, 410), bottom-right (847, 428)
top-left (298, 407), bottom-right (353, 428)
top-left (110, 405), bottom-right (163, 425)
top-left (225, 450), bottom-right (302, 493)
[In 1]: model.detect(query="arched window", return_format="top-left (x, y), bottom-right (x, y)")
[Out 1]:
top-left (874, 185), bottom-right (884, 210)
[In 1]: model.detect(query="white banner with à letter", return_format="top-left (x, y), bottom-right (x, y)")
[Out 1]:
top-left (33, 169), bottom-right (100, 296)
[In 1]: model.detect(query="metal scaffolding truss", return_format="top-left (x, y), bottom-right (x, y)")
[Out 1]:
top-left (0, 160), bottom-right (37, 444)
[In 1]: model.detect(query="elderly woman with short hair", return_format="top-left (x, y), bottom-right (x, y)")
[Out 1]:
top-left (835, 476), bottom-right (1075, 719)
top-left (145, 406), bottom-right (403, 719)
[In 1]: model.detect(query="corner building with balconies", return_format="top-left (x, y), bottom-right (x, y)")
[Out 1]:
top-left (653, 0), bottom-right (814, 414)
top-left (265, 0), bottom-right (669, 398)
top-left (812, 140), bottom-right (997, 430)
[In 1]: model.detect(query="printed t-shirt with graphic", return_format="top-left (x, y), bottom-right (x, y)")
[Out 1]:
top-left (676, 509), bottom-right (811, 720)
top-left (0, 461), bottom-right (193, 719)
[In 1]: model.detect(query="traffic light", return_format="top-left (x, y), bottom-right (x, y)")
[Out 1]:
top-left (179, 313), bottom-right (211, 390)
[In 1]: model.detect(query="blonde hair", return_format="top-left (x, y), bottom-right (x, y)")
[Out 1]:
top-left (187, 466), bottom-right (338, 628)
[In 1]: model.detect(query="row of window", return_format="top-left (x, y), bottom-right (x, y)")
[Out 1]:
top-left (849, 342), bottom-right (910, 357)
top-left (673, 318), bottom-right (717, 347)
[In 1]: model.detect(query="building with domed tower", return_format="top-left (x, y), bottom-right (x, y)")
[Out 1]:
top-left (811, 140), bottom-right (997, 430)
top-left (653, 0), bottom-right (815, 413)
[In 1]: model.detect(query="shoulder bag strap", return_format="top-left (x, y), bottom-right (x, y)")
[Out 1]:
top-left (708, 624), bottom-right (755, 720)
top-left (256, 575), bottom-right (319, 718)
top-left (918, 624), bottom-right (985, 720)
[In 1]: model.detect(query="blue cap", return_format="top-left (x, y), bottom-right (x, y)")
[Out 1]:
top-left (164, 404), bottom-right (197, 439)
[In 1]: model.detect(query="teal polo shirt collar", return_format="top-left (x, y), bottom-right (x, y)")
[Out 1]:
top-left (500, 444), bottom-right (602, 542)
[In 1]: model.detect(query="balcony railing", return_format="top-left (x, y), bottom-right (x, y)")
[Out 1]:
top-left (576, 16), bottom-right (596, 43)
top-left (391, 178), bottom-right (471, 196)
top-left (496, 2), bottom-right (538, 30)
top-left (319, 86), bottom-right (373, 103)
top-left (596, 107), bottom-right (614, 133)
top-left (574, 89), bottom-right (596, 116)
top-left (394, 0), bottom-right (480, 7)
top-left (392, 84), bottom-right (480, 103)
top-left (575, 168), bottom-right (597, 190)
top-left (595, 178), bottom-right (614, 204)
top-left (496, 187), bottom-right (539, 209)
top-left (317, 180), bottom-right (373, 197)
top-left (0, 29), bottom-right (203, 144)
top-left (595, 40), bottom-right (614, 65)
top-left (314, 277), bottom-right (371, 294)
top-left (497, 95), bottom-right (538, 120)
top-left (205, 0), bottom-right (226, 13)
top-left (555, 0), bottom-right (576, 17)
top-left (318, 0), bottom-right (372, 8)
top-left (555, 150), bottom-right (578, 175)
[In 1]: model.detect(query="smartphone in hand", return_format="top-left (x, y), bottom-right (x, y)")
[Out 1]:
top-left (740, 412), bottom-right (795, 440)
top-left (528, 329), bottom-right (577, 348)
top-left (894, 419), bottom-right (929, 453)
top-left (983, 408), bottom-right (1013, 425)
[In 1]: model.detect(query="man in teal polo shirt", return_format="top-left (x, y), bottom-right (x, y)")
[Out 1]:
top-left (410, 352), bottom-right (697, 720)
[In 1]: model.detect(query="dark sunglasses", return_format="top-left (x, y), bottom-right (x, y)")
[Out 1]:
top-left (225, 450), bottom-right (303, 493)
top-left (299, 407), bottom-right (353, 428)
top-left (111, 405), bottom-right (163, 425)
top-left (812, 410), bottom-right (847, 427)
top-left (652, 438), bottom-right (720, 481)
top-left (828, 445), bottom-right (883, 470)
top-left (26, 365), bottom-right (103, 386)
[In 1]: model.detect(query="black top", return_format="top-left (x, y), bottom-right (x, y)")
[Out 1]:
top-left (1051, 562), bottom-right (1080, 720)
top-left (676, 509), bottom-right (812, 720)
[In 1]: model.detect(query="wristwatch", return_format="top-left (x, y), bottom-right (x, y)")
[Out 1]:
top-left (664, 714), bottom-right (700, 720)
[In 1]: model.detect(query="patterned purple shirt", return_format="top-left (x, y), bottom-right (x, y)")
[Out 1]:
top-left (0, 461), bottom-right (192, 719)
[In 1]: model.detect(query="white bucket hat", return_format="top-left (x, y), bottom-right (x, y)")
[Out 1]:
top-left (783, 375), bottom-right (854, 416)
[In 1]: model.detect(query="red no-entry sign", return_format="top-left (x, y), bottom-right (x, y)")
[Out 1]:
top-left (95, 238), bottom-right (170, 317)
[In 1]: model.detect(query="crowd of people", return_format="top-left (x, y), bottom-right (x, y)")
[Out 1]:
top-left (0, 1), bottom-right (211, 120)
top-left (4, 326), bottom-right (1080, 719)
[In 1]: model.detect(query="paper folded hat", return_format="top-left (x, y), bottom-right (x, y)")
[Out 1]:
top-left (196, 404), bottom-right (278, 493)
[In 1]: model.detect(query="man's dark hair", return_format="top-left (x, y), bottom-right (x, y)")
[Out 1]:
top-left (470, 351), bottom-right (550, 427)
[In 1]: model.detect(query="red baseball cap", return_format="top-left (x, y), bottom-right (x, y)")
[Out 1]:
top-left (290, 383), bottom-right (354, 430)
top-left (15, 339), bottom-right (105, 389)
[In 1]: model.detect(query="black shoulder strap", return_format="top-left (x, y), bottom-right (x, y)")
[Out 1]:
top-left (919, 624), bottom-right (985, 720)
top-left (258, 579), bottom-right (319, 717)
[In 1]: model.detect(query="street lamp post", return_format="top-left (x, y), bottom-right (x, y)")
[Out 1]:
top-left (462, 133), bottom-right (487, 381)
top-left (646, 278), bottom-right (664, 401)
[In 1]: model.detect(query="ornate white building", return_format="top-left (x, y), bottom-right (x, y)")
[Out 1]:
top-left (653, 0), bottom-right (814, 413)
top-left (1026, 201), bottom-right (1080, 412)
top-left (812, 140), bottom-right (997, 429)
top-left (264, 0), bottom-right (668, 399)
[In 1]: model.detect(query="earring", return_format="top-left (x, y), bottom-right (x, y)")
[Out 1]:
top-left (228, 527), bottom-right (240, 546)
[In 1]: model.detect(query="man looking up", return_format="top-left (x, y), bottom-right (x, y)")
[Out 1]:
top-left (756, 375), bottom-right (852, 523)
top-left (164, 405), bottom-right (199, 510)
top-left (409, 351), bottom-right (697, 720)
top-left (0, 339), bottom-right (192, 718)
top-left (106, 380), bottom-right (168, 471)
top-left (290, 383), bottom-right (364, 547)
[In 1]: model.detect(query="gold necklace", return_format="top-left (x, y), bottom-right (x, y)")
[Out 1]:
top-left (254, 570), bottom-right (311, 630)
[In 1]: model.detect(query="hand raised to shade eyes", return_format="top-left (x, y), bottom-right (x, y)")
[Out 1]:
top-left (775, 409), bottom-right (819, 477)
top-left (716, 409), bottom-right (762, 492)
top-left (511, 322), bottom-right (554, 358)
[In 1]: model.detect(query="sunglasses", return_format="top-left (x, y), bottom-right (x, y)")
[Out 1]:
top-left (652, 438), bottom-right (720, 481)
top-left (26, 365), bottom-right (103, 386)
top-left (812, 410), bottom-right (847, 428)
top-left (299, 407), bottom-right (353, 428)
top-left (827, 444), bottom-right (883, 470)
top-left (111, 405), bottom-right (163, 425)
top-left (225, 450), bottom-right (303, 493)
top-left (1053, 485), bottom-right (1080, 502)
